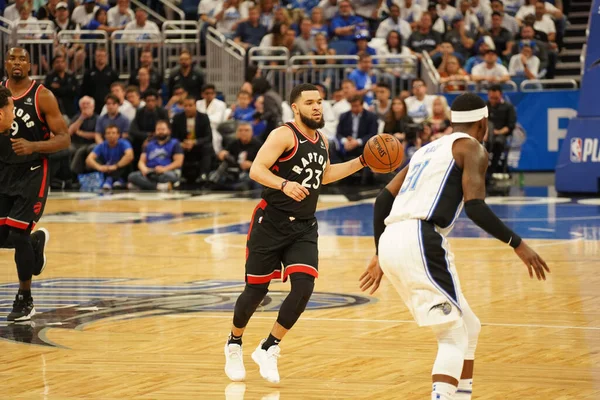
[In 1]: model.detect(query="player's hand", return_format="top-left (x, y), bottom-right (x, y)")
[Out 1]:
top-left (10, 138), bottom-right (37, 155)
top-left (514, 241), bottom-right (550, 280)
top-left (282, 181), bottom-right (310, 202)
top-left (359, 254), bottom-right (384, 294)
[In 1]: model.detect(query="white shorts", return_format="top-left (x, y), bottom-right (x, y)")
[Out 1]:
top-left (379, 219), bottom-right (463, 327)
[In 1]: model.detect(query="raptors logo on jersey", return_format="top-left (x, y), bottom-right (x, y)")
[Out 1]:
top-left (262, 122), bottom-right (329, 219)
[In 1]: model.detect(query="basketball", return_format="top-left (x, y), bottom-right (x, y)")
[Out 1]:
top-left (363, 134), bottom-right (404, 174)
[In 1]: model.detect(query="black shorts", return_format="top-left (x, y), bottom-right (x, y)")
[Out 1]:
top-left (0, 159), bottom-right (49, 231)
top-left (245, 199), bottom-right (319, 284)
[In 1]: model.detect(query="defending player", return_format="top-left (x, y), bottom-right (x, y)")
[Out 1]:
top-left (360, 93), bottom-right (549, 400)
top-left (2, 47), bottom-right (70, 321)
top-left (224, 83), bottom-right (369, 383)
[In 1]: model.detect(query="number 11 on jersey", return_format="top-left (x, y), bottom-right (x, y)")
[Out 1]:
top-left (400, 160), bottom-right (430, 193)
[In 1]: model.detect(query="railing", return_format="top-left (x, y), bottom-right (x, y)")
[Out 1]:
top-left (110, 30), bottom-right (163, 80)
top-left (161, 21), bottom-right (201, 80)
top-left (159, 0), bottom-right (185, 21)
top-left (57, 30), bottom-right (109, 79)
top-left (0, 16), bottom-right (11, 59)
top-left (131, 0), bottom-right (166, 24)
top-left (421, 51), bottom-right (440, 94)
top-left (520, 79), bottom-right (579, 91)
top-left (205, 27), bottom-right (246, 103)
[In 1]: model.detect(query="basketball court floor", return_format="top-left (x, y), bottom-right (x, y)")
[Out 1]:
top-left (1, 188), bottom-right (599, 399)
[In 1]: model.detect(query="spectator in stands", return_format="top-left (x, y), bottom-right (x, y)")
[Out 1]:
top-left (68, 96), bottom-right (98, 172)
top-left (516, 0), bottom-right (562, 25)
top-left (336, 94), bottom-right (378, 161)
top-left (444, 16), bottom-right (477, 61)
top-left (2, 0), bottom-right (25, 21)
top-left (314, 83), bottom-right (338, 143)
top-left (428, 3), bottom-right (449, 35)
top-left (129, 89), bottom-right (168, 153)
top-left (128, 120), bottom-right (184, 191)
top-left (408, 12), bottom-right (443, 57)
top-left (295, 18), bottom-right (316, 54)
top-left (471, 49), bottom-right (511, 85)
top-left (310, 31), bottom-right (337, 63)
top-left (101, 82), bottom-right (137, 122)
top-left (405, 78), bottom-right (436, 123)
top-left (489, 11), bottom-right (515, 61)
top-left (52, 2), bottom-right (86, 71)
top-left (125, 86), bottom-right (145, 112)
top-left (257, 0), bottom-right (276, 31)
top-left (399, 0), bottom-right (423, 30)
top-left (331, 0), bottom-right (365, 41)
top-left (456, 0), bottom-right (481, 34)
top-left (168, 49), bottom-right (205, 98)
top-left (501, 0), bottom-right (524, 16)
top-left (378, 30), bottom-right (414, 84)
top-left (165, 85), bottom-right (188, 118)
top-left (81, 47), bottom-right (119, 115)
top-left (86, 124), bottom-right (134, 190)
top-left (513, 24), bottom-right (549, 74)
top-left (234, 6), bottom-right (268, 49)
top-left (197, 84), bottom-right (227, 153)
top-left (437, 0), bottom-right (458, 24)
top-left (371, 82), bottom-right (391, 121)
top-left (348, 53), bottom-right (377, 106)
top-left (172, 95), bottom-right (214, 184)
top-left (425, 96), bottom-right (453, 137)
top-left (521, 14), bottom-right (548, 41)
top-left (124, 7), bottom-right (160, 42)
top-left (310, 7), bottom-right (329, 37)
top-left (44, 54), bottom-right (79, 119)
top-left (259, 21), bottom-right (288, 47)
top-left (282, 27), bottom-right (305, 56)
top-left (83, 8), bottom-right (120, 33)
top-left (375, 4), bottom-right (412, 41)
top-left (464, 36), bottom-right (500, 73)
top-left (532, 1), bottom-right (557, 46)
top-left (251, 77), bottom-right (282, 139)
top-left (198, 0), bottom-right (220, 26)
top-left (317, 0), bottom-right (338, 21)
top-left (12, 4), bottom-right (39, 38)
top-left (431, 41), bottom-right (464, 68)
top-left (107, 0), bottom-right (134, 28)
top-left (212, 122), bottom-right (262, 190)
top-left (129, 50), bottom-right (163, 92)
top-left (214, 0), bottom-right (242, 39)
top-left (383, 96), bottom-right (414, 143)
top-left (286, 0), bottom-right (320, 17)
top-left (36, 0), bottom-right (58, 21)
top-left (348, 34), bottom-right (378, 64)
top-left (352, 0), bottom-right (384, 34)
top-left (72, 0), bottom-right (98, 27)
top-left (332, 79), bottom-right (359, 120)
top-left (95, 94), bottom-right (131, 143)
top-left (471, 0), bottom-right (492, 28)
top-left (489, 0), bottom-right (519, 35)
top-left (486, 85), bottom-right (516, 179)
top-left (508, 40), bottom-right (540, 81)
top-left (229, 90), bottom-right (256, 122)
top-left (134, 68), bottom-right (152, 98)
top-left (274, 6), bottom-right (292, 27)
top-left (439, 54), bottom-right (469, 91)
top-left (251, 95), bottom-right (267, 138)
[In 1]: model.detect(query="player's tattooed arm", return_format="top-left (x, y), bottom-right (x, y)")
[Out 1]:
top-left (32, 87), bottom-right (70, 153)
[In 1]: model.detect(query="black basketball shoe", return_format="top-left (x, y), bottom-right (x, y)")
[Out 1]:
top-left (31, 228), bottom-right (49, 276)
top-left (7, 294), bottom-right (36, 322)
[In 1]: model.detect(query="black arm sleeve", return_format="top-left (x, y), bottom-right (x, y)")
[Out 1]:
top-left (464, 199), bottom-right (522, 248)
top-left (373, 188), bottom-right (395, 255)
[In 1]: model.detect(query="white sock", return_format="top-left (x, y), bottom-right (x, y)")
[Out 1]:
top-left (455, 378), bottom-right (473, 399)
top-left (431, 382), bottom-right (457, 400)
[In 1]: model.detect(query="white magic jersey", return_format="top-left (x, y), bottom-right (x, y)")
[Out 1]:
top-left (385, 132), bottom-right (474, 236)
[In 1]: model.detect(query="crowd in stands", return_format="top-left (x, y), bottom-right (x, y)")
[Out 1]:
top-left (0, 0), bottom-right (550, 189)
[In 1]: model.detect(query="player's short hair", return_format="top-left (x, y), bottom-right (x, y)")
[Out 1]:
top-left (488, 84), bottom-right (503, 93)
top-left (0, 86), bottom-right (11, 109)
top-left (125, 85), bottom-right (140, 95)
top-left (202, 84), bottom-right (216, 93)
top-left (104, 93), bottom-right (120, 104)
top-left (105, 124), bottom-right (120, 134)
top-left (7, 47), bottom-right (30, 62)
top-left (184, 95), bottom-right (197, 102)
top-left (111, 81), bottom-right (125, 91)
top-left (144, 89), bottom-right (159, 99)
top-left (450, 93), bottom-right (487, 113)
top-left (289, 83), bottom-right (319, 105)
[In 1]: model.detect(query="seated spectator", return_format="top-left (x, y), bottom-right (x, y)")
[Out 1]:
top-left (331, 0), bottom-right (365, 41)
top-left (68, 96), bottom-right (98, 174)
top-left (310, 7), bottom-right (329, 37)
top-left (464, 36), bottom-right (500, 73)
top-left (44, 54), bottom-right (79, 119)
top-left (72, 0), bottom-right (98, 27)
top-left (508, 40), bottom-right (540, 81)
top-left (86, 124), bottom-right (134, 190)
top-left (408, 12), bottom-right (443, 58)
top-left (516, 0), bottom-right (562, 24)
top-left (348, 33), bottom-right (378, 65)
top-left (309, 33), bottom-right (337, 84)
top-left (100, 82), bottom-right (137, 122)
top-left (295, 18), bottom-right (316, 54)
top-left (53, 2), bottom-right (86, 72)
top-left (439, 55), bottom-right (470, 91)
top-left (251, 77), bottom-right (283, 140)
top-left (251, 95), bottom-right (268, 138)
top-left (36, 0), bottom-right (58, 21)
top-left (168, 49), bottom-right (205, 99)
top-left (135, 67), bottom-right (153, 99)
top-left (125, 86), bottom-right (145, 112)
top-left (314, 83), bottom-right (338, 142)
top-left (486, 85), bottom-right (516, 178)
top-left (377, 31), bottom-right (415, 82)
top-left (428, 3), bottom-right (449, 35)
top-left (259, 0), bottom-right (276, 31)
top-left (95, 94), bottom-right (131, 143)
top-left (107, 0), bottom-right (134, 28)
top-left (502, 0), bottom-right (524, 16)
top-left (532, 1), bottom-right (557, 47)
top-left (471, 49), bottom-right (511, 85)
top-left (425, 96), bottom-right (453, 137)
top-left (513, 24), bottom-right (549, 73)
top-left (383, 96), bottom-right (414, 142)
top-left (371, 82), bottom-right (391, 121)
top-left (336, 95), bottom-right (378, 161)
top-left (3, 0), bottom-right (25, 21)
top-left (281, 27), bottom-right (305, 57)
top-left (444, 16), bottom-right (477, 62)
top-left (404, 78), bottom-right (436, 124)
top-left (171, 96), bottom-right (214, 184)
top-left (489, 0), bottom-right (519, 36)
top-left (259, 21), bottom-right (288, 48)
top-left (431, 41), bottom-right (464, 68)
top-left (198, 0), bottom-right (221, 27)
top-left (129, 89), bottom-right (169, 157)
top-left (471, 0), bottom-right (492, 28)
top-left (165, 85), bottom-right (188, 118)
top-left (399, 0), bottom-right (424, 30)
top-left (332, 79), bottom-right (368, 120)
top-left (129, 50), bottom-right (163, 92)
top-left (437, 0), bottom-right (458, 24)
top-left (234, 6), bottom-right (268, 49)
top-left (229, 90), bottom-right (256, 122)
top-left (211, 122), bottom-right (262, 190)
top-left (123, 8), bottom-right (160, 42)
top-left (455, 0), bottom-right (482, 35)
top-left (214, 0), bottom-right (242, 39)
top-left (375, 4), bottom-right (412, 41)
top-left (197, 84), bottom-right (228, 153)
top-left (128, 120), bottom-right (184, 191)
top-left (489, 11), bottom-right (514, 61)
top-left (317, 0), bottom-right (338, 21)
top-left (82, 8), bottom-right (120, 33)
top-left (348, 53), bottom-right (377, 106)
top-left (521, 14), bottom-right (549, 42)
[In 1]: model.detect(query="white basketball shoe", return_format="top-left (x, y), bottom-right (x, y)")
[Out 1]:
top-left (224, 342), bottom-right (246, 382)
top-left (251, 339), bottom-right (281, 383)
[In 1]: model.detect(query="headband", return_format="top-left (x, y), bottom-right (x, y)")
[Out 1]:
top-left (451, 106), bottom-right (488, 123)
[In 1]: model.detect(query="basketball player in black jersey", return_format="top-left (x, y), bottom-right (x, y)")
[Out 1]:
top-left (224, 83), bottom-right (369, 383)
top-left (2, 47), bottom-right (70, 321)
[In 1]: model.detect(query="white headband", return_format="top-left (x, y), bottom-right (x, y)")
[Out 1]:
top-left (451, 106), bottom-right (489, 123)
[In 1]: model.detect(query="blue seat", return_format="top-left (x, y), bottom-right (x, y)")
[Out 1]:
top-left (329, 40), bottom-right (356, 56)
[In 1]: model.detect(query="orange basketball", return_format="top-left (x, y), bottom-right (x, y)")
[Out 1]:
top-left (363, 134), bottom-right (404, 174)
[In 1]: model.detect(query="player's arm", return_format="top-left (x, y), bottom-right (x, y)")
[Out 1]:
top-left (249, 126), bottom-right (310, 202)
top-left (85, 151), bottom-right (105, 172)
top-left (321, 140), bottom-right (366, 185)
top-left (116, 148), bottom-right (134, 168)
top-left (162, 153), bottom-right (184, 172)
top-left (455, 138), bottom-right (550, 280)
top-left (11, 88), bottom-right (70, 155)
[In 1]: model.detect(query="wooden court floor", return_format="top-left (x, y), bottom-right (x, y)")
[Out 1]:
top-left (1, 195), bottom-right (599, 400)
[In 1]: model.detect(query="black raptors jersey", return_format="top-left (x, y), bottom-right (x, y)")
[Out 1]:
top-left (262, 122), bottom-right (329, 219)
top-left (1, 80), bottom-right (51, 164)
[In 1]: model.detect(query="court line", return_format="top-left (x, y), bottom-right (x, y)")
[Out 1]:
top-left (165, 314), bottom-right (600, 331)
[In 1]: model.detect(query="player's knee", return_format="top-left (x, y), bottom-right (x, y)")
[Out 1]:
top-left (8, 228), bottom-right (30, 249)
top-left (289, 273), bottom-right (315, 311)
top-left (431, 320), bottom-right (469, 379)
top-left (463, 312), bottom-right (481, 359)
top-left (243, 282), bottom-right (269, 305)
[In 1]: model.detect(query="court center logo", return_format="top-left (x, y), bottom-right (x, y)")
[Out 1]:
top-left (0, 278), bottom-right (373, 347)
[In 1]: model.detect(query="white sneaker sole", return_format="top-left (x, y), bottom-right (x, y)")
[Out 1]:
top-left (251, 350), bottom-right (280, 384)
top-left (10, 307), bottom-right (36, 322)
top-left (37, 228), bottom-right (50, 275)
top-left (224, 344), bottom-right (246, 382)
